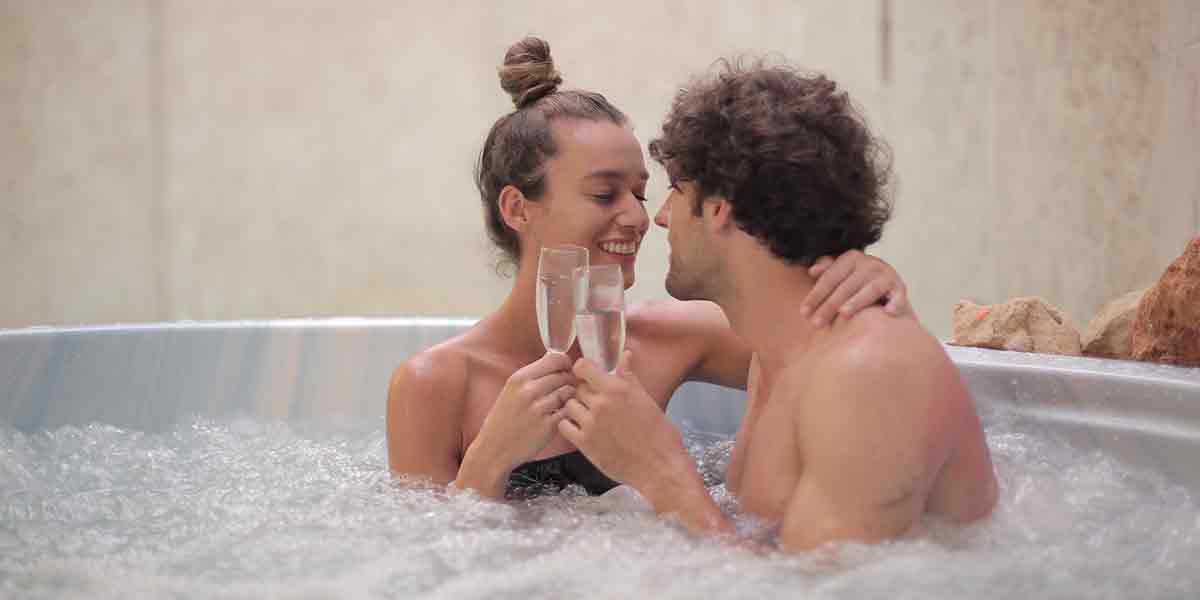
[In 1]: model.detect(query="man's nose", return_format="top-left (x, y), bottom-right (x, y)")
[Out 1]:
top-left (654, 200), bottom-right (670, 229)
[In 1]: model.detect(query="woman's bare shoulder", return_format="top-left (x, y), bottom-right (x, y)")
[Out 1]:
top-left (388, 333), bottom-right (478, 415)
top-left (626, 298), bottom-right (731, 339)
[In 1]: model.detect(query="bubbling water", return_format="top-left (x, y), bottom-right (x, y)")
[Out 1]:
top-left (1, 407), bottom-right (1197, 599)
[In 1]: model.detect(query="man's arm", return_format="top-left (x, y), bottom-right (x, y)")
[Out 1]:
top-left (559, 352), bottom-right (736, 538)
top-left (778, 340), bottom-right (950, 552)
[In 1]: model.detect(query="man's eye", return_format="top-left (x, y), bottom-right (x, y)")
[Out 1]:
top-left (592, 194), bottom-right (616, 203)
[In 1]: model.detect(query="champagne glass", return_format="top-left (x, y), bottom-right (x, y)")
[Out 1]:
top-left (573, 264), bottom-right (626, 372)
top-left (537, 245), bottom-right (588, 354)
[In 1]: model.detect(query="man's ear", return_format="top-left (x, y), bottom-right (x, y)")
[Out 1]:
top-left (498, 185), bottom-right (530, 232)
top-left (706, 197), bottom-right (735, 235)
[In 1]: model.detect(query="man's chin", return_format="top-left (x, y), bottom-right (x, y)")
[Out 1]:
top-left (665, 274), bottom-right (711, 303)
top-left (664, 275), bottom-right (687, 301)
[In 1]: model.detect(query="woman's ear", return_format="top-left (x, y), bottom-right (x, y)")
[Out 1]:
top-left (498, 185), bottom-right (529, 232)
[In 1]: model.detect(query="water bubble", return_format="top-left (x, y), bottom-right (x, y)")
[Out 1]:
top-left (1, 414), bottom-right (1197, 598)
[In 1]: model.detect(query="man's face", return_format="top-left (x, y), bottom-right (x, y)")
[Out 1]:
top-left (654, 181), bottom-right (717, 301)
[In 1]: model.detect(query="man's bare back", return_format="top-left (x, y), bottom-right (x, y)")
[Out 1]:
top-left (727, 309), bottom-right (997, 550)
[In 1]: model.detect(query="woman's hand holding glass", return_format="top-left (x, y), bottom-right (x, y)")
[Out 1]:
top-left (471, 352), bottom-right (576, 471)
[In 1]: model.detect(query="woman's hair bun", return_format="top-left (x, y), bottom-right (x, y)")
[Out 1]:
top-left (499, 37), bottom-right (563, 109)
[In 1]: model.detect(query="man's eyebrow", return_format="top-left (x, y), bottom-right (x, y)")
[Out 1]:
top-left (582, 169), bottom-right (651, 182)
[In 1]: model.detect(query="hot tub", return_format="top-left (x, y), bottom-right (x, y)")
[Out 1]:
top-left (2, 319), bottom-right (1198, 598)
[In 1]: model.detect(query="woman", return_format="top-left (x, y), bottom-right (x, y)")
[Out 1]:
top-left (387, 38), bottom-right (908, 499)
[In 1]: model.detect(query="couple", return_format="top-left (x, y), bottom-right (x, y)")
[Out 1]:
top-left (388, 37), bottom-right (996, 552)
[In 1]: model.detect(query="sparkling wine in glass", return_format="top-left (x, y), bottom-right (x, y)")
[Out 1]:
top-left (574, 263), bottom-right (626, 372)
top-left (537, 245), bottom-right (588, 354)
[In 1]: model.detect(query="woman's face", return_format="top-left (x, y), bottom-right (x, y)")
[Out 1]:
top-left (525, 118), bottom-right (650, 289)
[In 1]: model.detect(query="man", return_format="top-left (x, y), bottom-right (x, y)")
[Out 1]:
top-left (556, 60), bottom-right (998, 552)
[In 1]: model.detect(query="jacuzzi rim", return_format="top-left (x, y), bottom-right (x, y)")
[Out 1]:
top-left (946, 345), bottom-right (1200, 388)
top-left (0, 317), bottom-right (481, 337)
top-left (2, 318), bottom-right (1197, 386)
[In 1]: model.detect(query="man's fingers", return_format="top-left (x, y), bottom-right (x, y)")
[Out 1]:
top-left (615, 349), bottom-right (635, 379)
top-left (560, 397), bottom-right (591, 428)
top-left (572, 356), bottom-right (607, 385)
top-left (556, 417), bottom-right (583, 445)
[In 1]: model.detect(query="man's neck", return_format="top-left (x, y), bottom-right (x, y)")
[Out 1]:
top-left (714, 247), bottom-right (823, 377)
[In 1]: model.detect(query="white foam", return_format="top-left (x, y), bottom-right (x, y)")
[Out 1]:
top-left (1, 409), bottom-right (1197, 599)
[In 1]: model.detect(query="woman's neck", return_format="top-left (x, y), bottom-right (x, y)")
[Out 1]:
top-left (484, 263), bottom-right (584, 363)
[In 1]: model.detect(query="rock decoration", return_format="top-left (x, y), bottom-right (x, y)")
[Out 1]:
top-left (1081, 289), bottom-right (1147, 359)
top-left (1132, 237), bottom-right (1200, 368)
top-left (952, 297), bottom-right (1082, 356)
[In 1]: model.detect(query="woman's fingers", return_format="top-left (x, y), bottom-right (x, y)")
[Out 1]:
top-left (837, 280), bottom-right (884, 318)
top-left (523, 371), bottom-right (576, 399)
top-left (801, 253), bottom-right (857, 320)
top-left (807, 255), bottom-right (835, 278)
top-left (516, 351), bottom-right (574, 382)
top-left (810, 267), bottom-right (871, 326)
top-left (534, 385), bottom-right (574, 415)
top-left (884, 282), bottom-right (909, 315)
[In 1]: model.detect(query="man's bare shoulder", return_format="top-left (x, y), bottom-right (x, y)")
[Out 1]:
top-left (781, 309), bottom-right (957, 417)
top-left (827, 309), bottom-right (949, 376)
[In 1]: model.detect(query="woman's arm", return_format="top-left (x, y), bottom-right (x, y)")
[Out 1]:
top-left (387, 348), bottom-right (576, 499)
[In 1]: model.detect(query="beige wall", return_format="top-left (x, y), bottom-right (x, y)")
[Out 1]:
top-left (3, 0), bottom-right (1198, 337)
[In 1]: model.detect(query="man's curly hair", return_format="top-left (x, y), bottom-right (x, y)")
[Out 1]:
top-left (649, 59), bottom-right (892, 265)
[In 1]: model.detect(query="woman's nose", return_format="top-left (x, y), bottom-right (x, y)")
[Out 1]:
top-left (616, 195), bottom-right (650, 231)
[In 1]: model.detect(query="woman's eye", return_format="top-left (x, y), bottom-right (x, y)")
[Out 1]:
top-left (592, 194), bottom-right (616, 203)
top-left (634, 194), bottom-right (648, 203)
